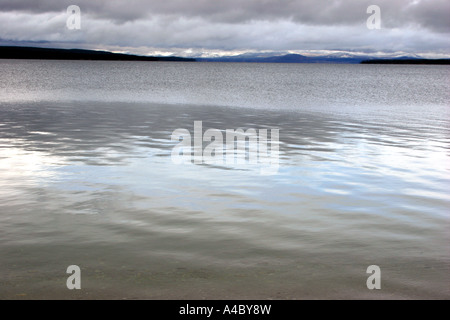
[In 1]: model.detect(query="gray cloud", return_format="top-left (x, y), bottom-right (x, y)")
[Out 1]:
top-left (0, 0), bottom-right (449, 55)
top-left (1, 0), bottom-right (449, 30)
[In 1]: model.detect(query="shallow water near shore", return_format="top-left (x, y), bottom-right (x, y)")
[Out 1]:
top-left (0, 60), bottom-right (449, 299)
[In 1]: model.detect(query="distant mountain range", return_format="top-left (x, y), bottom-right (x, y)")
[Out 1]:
top-left (197, 52), bottom-right (449, 64)
top-left (361, 59), bottom-right (450, 65)
top-left (197, 53), bottom-right (363, 63)
top-left (1, 46), bottom-right (448, 64)
top-left (0, 46), bottom-right (195, 62)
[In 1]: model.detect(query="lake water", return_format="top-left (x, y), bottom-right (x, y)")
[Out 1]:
top-left (0, 60), bottom-right (449, 299)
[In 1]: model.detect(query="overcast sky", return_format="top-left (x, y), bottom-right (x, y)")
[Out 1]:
top-left (0, 0), bottom-right (449, 57)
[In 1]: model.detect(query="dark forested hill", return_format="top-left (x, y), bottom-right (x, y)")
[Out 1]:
top-left (0, 46), bottom-right (195, 62)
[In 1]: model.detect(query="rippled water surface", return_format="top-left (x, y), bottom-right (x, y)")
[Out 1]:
top-left (0, 60), bottom-right (449, 299)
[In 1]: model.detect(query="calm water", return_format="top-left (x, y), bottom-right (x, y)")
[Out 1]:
top-left (0, 60), bottom-right (449, 299)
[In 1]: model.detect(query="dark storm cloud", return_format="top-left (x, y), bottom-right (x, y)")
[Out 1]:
top-left (1, 0), bottom-right (449, 31)
top-left (0, 0), bottom-right (449, 54)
